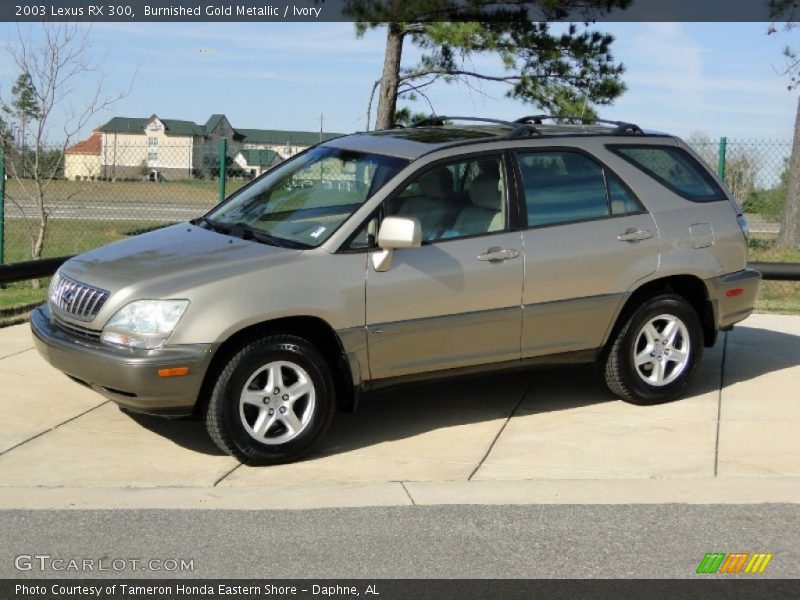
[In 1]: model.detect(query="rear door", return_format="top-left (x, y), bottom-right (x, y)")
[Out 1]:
top-left (515, 148), bottom-right (660, 357)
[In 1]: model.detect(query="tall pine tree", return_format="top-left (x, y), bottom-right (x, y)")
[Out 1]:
top-left (347, 0), bottom-right (631, 130)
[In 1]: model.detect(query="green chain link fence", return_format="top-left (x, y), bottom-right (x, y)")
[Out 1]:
top-left (0, 138), bottom-right (253, 265)
top-left (0, 136), bottom-right (798, 313)
top-left (688, 138), bottom-right (792, 240)
top-left (1, 136), bottom-right (795, 265)
top-left (690, 137), bottom-right (798, 313)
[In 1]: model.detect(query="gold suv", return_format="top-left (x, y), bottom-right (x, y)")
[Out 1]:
top-left (32, 116), bottom-right (761, 464)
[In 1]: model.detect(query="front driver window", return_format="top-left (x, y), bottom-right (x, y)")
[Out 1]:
top-left (386, 156), bottom-right (507, 243)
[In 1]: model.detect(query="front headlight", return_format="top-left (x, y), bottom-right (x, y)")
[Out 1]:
top-left (100, 300), bottom-right (189, 349)
top-left (48, 270), bottom-right (62, 306)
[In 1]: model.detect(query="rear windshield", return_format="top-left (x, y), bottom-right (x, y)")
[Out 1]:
top-left (608, 145), bottom-right (726, 203)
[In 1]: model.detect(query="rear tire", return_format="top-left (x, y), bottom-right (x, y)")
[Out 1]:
top-left (205, 334), bottom-right (336, 465)
top-left (604, 293), bottom-right (703, 405)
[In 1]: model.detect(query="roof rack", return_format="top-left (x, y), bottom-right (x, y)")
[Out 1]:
top-left (410, 115), bottom-right (539, 139)
top-left (514, 115), bottom-right (644, 136)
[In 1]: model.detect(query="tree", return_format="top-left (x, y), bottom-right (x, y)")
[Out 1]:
top-left (1, 23), bottom-right (130, 279)
top-left (686, 131), bottom-right (718, 168)
top-left (347, 0), bottom-right (631, 130)
top-left (393, 107), bottom-right (432, 127)
top-left (776, 98), bottom-right (800, 248)
top-left (10, 73), bottom-right (42, 142)
top-left (745, 161), bottom-right (788, 221)
top-left (726, 150), bottom-right (761, 209)
top-left (768, 3), bottom-right (800, 248)
top-left (0, 115), bottom-right (12, 150)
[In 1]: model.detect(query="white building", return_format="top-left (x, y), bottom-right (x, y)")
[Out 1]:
top-left (64, 113), bottom-right (342, 180)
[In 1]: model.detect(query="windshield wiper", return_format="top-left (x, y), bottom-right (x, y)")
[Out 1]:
top-left (197, 217), bottom-right (310, 249)
top-left (196, 217), bottom-right (231, 234)
top-left (232, 222), bottom-right (312, 250)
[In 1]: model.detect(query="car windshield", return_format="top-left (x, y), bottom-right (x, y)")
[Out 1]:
top-left (203, 146), bottom-right (408, 248)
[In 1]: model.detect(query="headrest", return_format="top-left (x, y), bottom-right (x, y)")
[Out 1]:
top-left (418, 168), bottom-right (453, 198)
top-left (468, 174), bottom-right (502, 211)
top-left (476, 160), bottom-right (500, 178)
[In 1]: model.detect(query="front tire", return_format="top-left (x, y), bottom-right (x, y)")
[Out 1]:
top-left (603, 293), bottom-right (703, 405)
top-left (205, 334), bottom-right (336, 465)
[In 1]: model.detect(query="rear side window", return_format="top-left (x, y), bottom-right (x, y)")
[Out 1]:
top-left (607, 172), bottom-right (640, 215)
top-left (517, 150), bottom-right (642, 228)
top-left (609, 145), bottom-right (726, 203)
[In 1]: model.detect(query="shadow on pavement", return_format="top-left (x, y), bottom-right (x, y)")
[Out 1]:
top-left (117, 325), bottom-right (800, 460)
top-left (724, 325), bottom-right (800, 385)
top-left (124, 411), bottom-right (226, 456)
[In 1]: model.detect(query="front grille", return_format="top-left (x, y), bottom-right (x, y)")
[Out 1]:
top-left (50, 273), bottom-right (109, 322)
top-left (53, 314), bottom-right (102, 342)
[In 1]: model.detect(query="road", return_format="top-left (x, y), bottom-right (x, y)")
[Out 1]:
top-left (4, 200), bottom-right (210, 222)
top-left (1, 504), bottom-right (798, 579)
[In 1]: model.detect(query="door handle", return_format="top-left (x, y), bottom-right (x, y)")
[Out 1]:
top-left (478, 247), bottom-right (519, 262)
top-left (617, 228), bottom-right (654, 242)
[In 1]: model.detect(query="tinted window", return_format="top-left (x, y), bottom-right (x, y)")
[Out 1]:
top-left (609, 145), bottom-right (725, 202)
top-left (347, 214), bottom-right (379, 250)
top-left (387, 156), bottom-right (507, 242)
top-left (608, 172), bottom-right (642, 215)
top-left (518, 151), bottom-right (609, 227)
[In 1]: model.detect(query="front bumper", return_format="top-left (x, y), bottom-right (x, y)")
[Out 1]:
top-left (706, 268), bottom-right (762, 329)
top-left (30, 306), bottom-right (216, 416)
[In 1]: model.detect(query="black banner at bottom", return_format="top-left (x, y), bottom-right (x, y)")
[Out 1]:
top-left (2, 579), bottom-right (798, 600)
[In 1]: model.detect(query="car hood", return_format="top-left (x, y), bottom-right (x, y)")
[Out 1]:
top-left (61, 223), bottom-right (302, 294)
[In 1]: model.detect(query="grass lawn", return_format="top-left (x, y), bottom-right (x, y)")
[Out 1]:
top-left (748, 242), bottom-right (800, 314)
top-left (5, 178), bottom-right (249, 206)
top-left (0, 281), bottom-right (49, 307)
top-left (1, 219), bottom-right (167, 313)
top-left (3, 219), bottom-right (169, 264)
top-left (2, 228), bottom-right (799, 315)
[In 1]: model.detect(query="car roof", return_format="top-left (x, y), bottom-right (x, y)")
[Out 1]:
top-left (322, 118), bottom-right (674, 161)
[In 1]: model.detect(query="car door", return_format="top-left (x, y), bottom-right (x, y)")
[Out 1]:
top-left (364, 153), bottom-right (524, 380)
top-left (515, 148), bottom-right (660, 357)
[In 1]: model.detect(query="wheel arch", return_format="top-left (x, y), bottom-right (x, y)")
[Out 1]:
top-left (195, 315), bottom-right (359, 416)
top-left (604, 275), bottom-right (717, 355)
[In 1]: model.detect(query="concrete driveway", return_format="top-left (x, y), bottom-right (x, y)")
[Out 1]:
top-left (1, 313), bottom-right (799, 509)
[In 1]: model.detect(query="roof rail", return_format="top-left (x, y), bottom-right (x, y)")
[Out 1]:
top-left (514, 115), bottom-right (644, 136)
top-left (410, 115), bottom-right (539, 139)
top-left (412, 115), bottom-right (516, 128)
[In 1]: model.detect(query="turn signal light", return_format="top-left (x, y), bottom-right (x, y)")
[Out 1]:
top-left (158, 367), bottom-right (189, 377)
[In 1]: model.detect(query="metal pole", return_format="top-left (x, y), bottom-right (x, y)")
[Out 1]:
top-left (0, 147), bottom-right (5, 265)
top-left (717, 136), bottom-right (727, 180)
top-left (218, 138), bottom-right (227, 203)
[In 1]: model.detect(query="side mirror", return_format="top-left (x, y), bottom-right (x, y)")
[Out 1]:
top-left (372, 216), bottom-right (422, 272)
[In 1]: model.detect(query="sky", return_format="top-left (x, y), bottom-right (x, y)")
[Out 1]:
top-left (0, 21), bottom-right (797, 142)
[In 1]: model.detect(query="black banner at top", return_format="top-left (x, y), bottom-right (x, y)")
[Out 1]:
top-left (0, 0), bottom-right (790, 23)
